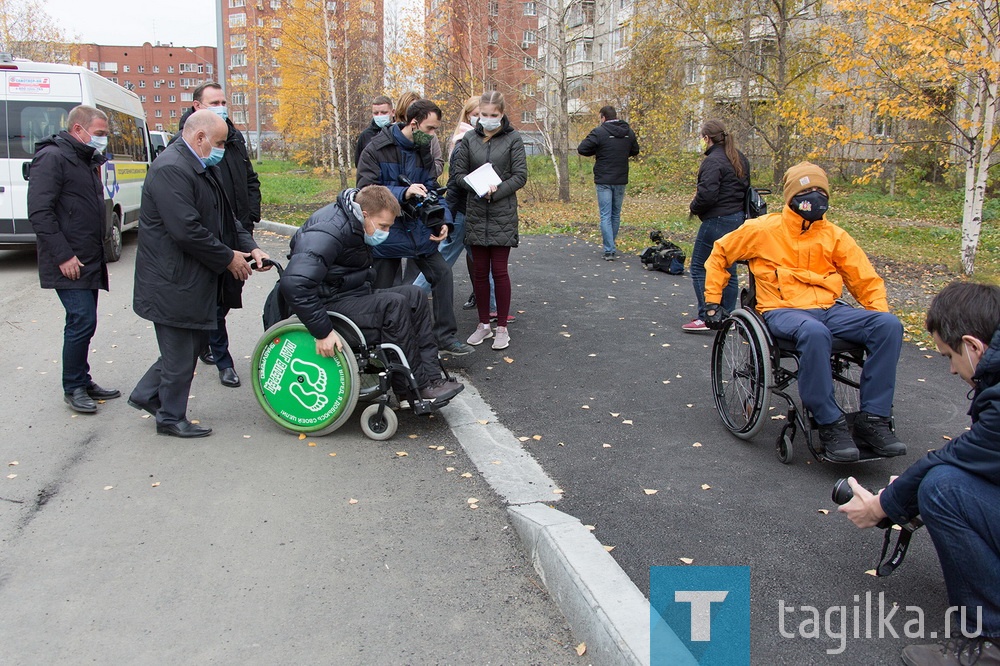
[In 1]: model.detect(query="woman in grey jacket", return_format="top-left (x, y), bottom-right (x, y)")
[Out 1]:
top-left (450, 91), bottom-right (528, 351)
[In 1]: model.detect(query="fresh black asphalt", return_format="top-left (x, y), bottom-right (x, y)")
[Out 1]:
top-left (444, 234), bottom-right (969, 665)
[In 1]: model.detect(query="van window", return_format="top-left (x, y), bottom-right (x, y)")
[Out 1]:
top-left (97, 104), bottom-right (149, 162)
top-left (4, 102), bottom-right (76, 159)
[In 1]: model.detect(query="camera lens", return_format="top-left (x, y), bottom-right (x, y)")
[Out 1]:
top-left (832, 478), bottom-right (854, 505)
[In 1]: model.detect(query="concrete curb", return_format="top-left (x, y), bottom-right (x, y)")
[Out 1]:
top-left (256, 219), bottom-right (298, 236)
top-left (442, 382), bottom-right (694, 665)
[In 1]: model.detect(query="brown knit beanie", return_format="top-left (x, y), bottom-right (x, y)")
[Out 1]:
top-left (783, 162), bottom-right (830, 206)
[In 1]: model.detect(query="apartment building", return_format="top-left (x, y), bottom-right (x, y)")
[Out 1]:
top-left (74, 43), bottom-right (217, 133)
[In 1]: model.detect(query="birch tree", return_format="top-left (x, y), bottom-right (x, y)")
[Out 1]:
top-left (0, 0), bottom-right (71, 62)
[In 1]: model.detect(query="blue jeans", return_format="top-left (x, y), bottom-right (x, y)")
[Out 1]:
top-left (596, 184), bottom-right (626, 255)
top-left (690, 212), bottom-right (745, 320)
top-left (414, 212), bottom-right (496, 310)
top-left (918, 465), bottom-right (1000, 636)
top-left (763, 305), bottom-right (902, 425)
top-left (56, 289), bottom-right (98, 393)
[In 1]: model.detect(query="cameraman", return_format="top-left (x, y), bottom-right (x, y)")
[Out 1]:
top-left (356, 99), bottom-right (474, 357)
top-left (841, 282), bottom-right (1000, 665)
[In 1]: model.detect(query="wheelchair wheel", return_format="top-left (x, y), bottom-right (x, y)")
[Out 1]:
top-left (776, 423), bottom-right (795, 464)
top-left (360, 403), bottom-right (398, 441)
top-left (831, 352), bottom-right (862, 415)
top-left (711, 309), bottom-right (772, 440)
top-left (252, 316), bottom-right (360, 435)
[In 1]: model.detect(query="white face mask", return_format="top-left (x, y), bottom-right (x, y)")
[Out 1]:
top-left (479, 117), bottom-right (501, 132)
top-left (469, 115), bottom-right (479, 126)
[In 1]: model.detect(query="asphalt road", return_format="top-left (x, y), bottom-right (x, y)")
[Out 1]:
top-left (448, 234), bottom-right (971, 665)
top-left (0, 231), bottom-right (581, 665)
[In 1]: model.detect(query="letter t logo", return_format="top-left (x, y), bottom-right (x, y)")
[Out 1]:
top-left (675, 591), bottom-right (729, 641)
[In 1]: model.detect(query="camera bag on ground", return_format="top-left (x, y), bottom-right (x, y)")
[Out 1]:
top-left (640, 231), bottom-right (686, 275)
top-left (744, 186), bottom-right (770, 220)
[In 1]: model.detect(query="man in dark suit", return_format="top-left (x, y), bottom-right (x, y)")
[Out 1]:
top-left (27, 105), bottom-right (121, 413)
top-left (177, 82), bottom-right (262, 388)
top-left (129, 110), bottom-right (269, 438)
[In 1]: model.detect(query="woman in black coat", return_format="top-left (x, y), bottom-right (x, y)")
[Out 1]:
top-left (684, 119), bottom-right (750, 332)
top-left (450, 91), bottom-right (527, 352)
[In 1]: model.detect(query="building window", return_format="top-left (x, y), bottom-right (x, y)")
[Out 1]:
top-left (153, 65), bottom-right (160, 73)
top-left (181, 92), bottom-right (194, 102)
top-left (271, 18), bottom-right (283, 28)
top-left (229, 12), bottom-right (247, 27)
top-left (138, 80), bottom-right (146, 88)
top-left (488, 56), bottom-right (498, 70)
top-left (488, 0), bottom-right (498, 15)
top-left (109, 77), bottom-right (118, 84)
top-left (179, 63), bottom-right (198, 73)
top-left (99, 62), bottom-right (118, 72)
top-left (271, 38), bottom-right (281, 49)
top-left (522, 30), bottom-right (536, 46)
top-left (570, 39), bottom-right (592, 63)
top-left (524, 56), bottom-right (535, 69)
top-left (523, 1), bottom-right (536, 14)
top-left (872, 114), bottom-right (892, 137)
top-left (272, 76), bottom-right (282, 86)
top-left (231, 34), bottom-right (247, 49)
top-left (169, 95), bottom-right (176, 102)
top-left (229, 0), bottom-right (245, 6)
top-left (169, 109), bottom-right (177, 118)
top-left (568, 0), bottom-right (595, 27)
top-left (123, 65), bottom-right (130, 72)
top-left (138, 65), bottom-right (145, 73)
top-left (488, 29), bottom-right (499, 45)
top-left (521, 110), bottom-right (534, 123)
top-left (233, 110), bottom-right (248, 124)
top-left (154, 95), bottom-right (161, 102)
top-left (521, 83), bottom-right (534, 97)
top-left (168, 81), bottom-right (175, 88)
top-left (270, 0), bottom-right (281, 8)
top-left (155, 123), bottom-right (163, 130)
top-left (612, 27), bottom-right (624, 51)
top-left (89, 61), bottom-right (98, 72)
top-left (232, 92), bottom-right (247, 105)
top-left (180, 78), bottom-right (198, 87)
top-left (154, 81), bottom-right (161, 88)
top-left (684, 60), bottom-right (699, 85)
top-left (140, 95), bottom-right (146, 102)
top-left (155, 110), bottom-right (162, 118)
top-left (231, 53), bottom-right (247, 67)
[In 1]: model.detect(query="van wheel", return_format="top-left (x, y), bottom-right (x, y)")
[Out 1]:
top-left (105, 211), bottom-right (122, 263)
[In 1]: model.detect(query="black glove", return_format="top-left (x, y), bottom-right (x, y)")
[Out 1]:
top-left (704, 303), bottom-right (730, 329)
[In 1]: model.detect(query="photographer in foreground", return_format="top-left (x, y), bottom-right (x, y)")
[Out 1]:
top-left (356, 99), bottom-right (473, 357)
top-left (841, 282), bottom-right (1000, 665)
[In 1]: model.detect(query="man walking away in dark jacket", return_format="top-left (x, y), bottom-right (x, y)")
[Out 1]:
top-left (356, 99), bottom-right (474, 357)
top-left (577, 106), bottom-right (640, 261)
top-left (841, 282), bottom-right (1000, 665)
top-left (130, 110), bottom-right (269, 438)
top-left (175, 82), bottom-right (262, 389)
top-left (280, 185), bottom-right (464, 404)
top-left (27, 105), bottom-right (121, 414)
top-left (354, 95), bottom-right (393, 167)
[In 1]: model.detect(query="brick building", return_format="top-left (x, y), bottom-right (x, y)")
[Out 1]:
top-left (73, 43), bottom-right (218, 133)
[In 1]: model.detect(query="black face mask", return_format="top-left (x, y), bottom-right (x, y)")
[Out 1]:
top-left (790, 191), bottom-right (829, 224)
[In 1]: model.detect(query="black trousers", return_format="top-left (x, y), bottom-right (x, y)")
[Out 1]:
top-left (373, 253), bottom-right (457, 347)
top-left (328, 285), bottom-right (441, 389)
top-left (131, 323), bottom-right (206, 426)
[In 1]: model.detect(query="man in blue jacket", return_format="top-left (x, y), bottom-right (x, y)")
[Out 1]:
top-left (841, 281), bottom-right (1000, 665)
top-left (356, 99), bottom-right (474, 357)
top-left (27, 105), bottom-right (121, 413)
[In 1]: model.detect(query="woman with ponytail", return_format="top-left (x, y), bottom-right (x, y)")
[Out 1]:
top-left (683, 119), bottom-right (751, 332)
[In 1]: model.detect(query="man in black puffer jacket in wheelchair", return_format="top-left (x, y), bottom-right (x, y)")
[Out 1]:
top-left (703, 162), bottom-right (905, 463)
top-left (279, 185), bottom-right (463, 403)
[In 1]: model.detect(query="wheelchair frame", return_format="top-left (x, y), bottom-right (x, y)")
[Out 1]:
top-left (709, 268), bottom-right (884, 464)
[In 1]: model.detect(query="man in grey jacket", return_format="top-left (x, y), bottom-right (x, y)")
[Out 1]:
top-left (129, 111), bottom-right (269, 438)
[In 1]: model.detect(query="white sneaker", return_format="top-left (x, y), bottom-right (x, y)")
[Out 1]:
top-left (492, 326), bottom-right (510, 350)
top-left (467, 323), bottom-right (493, 345)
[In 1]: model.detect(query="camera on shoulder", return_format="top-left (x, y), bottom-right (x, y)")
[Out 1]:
top-left (398, 176), bottom-right (450, 233)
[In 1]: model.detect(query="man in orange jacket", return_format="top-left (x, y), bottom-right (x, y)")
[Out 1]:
top-left (703, 162), bottom-right (906, 463)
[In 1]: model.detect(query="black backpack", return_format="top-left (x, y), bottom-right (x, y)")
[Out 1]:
top-left (640, 231), bottom-right (686, 275)
top-left (744, 187), bottom-right (770, 219)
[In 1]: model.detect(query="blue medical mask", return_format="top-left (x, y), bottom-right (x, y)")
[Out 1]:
top-left (364, 228), bottom-right (389, 246)
top-left (88, 135), bottom-right (108, 153)
top-left (373, 114), bottom-right (392, 127)
top-left (479, 117), bottom-right (501, 132)
top-left (209, 105), bottom-right (229, 121)
top-left (204, 146), bottom-right (226, 167)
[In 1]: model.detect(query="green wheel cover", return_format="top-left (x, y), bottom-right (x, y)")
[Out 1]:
top-left (252, 317), bottom-right (359, 435)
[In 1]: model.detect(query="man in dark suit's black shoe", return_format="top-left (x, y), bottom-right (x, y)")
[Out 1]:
top-left (127, 394), bottom-right (160, 416)
top-left (86, 382), bottom-right (120, 400)
top-left (219, 367), bottom-right (240, 387)
top-left (64, 387), bottom-right (97, 413)
top-left (157, 420), bottom-right (212, 438)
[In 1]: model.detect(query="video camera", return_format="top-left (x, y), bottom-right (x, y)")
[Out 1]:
top-left (832, 478), bottom-right (922, 577)
top-left (398, 176), bottom-right (449, 233)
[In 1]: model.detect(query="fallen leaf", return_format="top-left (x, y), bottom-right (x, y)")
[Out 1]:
top-left (604, 545), bottom-right (615, 552)
top-left (408, 434), bottom-right (419, 439)
top-left (610, 412), bottom-right (620, 417)
top-left (243, 435), bottom-right (251, 439)
top-left (584, 525), bottom-right (596, 531)
top-left (942, 435), bottom-right (952, 441)
top-left (818, 509), bottom-right (829, 515)
top-left (7, 461), bottom-right (18, 466)
top-left (643, 489), bottom-right (658, 495)
top-left (622, 419), bottom-right (633, 425)
top-left (771, 414), bottom-right (787, 420)
top-left (532, 435), bottom-right (542, 441)
top-left (686, 404), bottom-right (693, 408)
top-left (581, 405), bottom-right (590, 409)
top-left (299, 434), bottom-right (307, 440)
top-left (692, 442), bottom-right (702, 447)
top-left (349, 498), bottom-right (359, 504)
top-left (151, 482), bottom-right (160, 487)
top-left (864, 569), bottom-right (878, 577)
top-left (676, 374), bottom-right (682, 378)
top-left (395, 451), bottom-right (408, 457)
top-left (553, 488), bottom-right (565, 494)
top-left (445, 467), bottom-right (455, 472)
top-left (924, 354), bottom-right (933, 358)
top-left (560, 332), bottom-right (571, 337)
top-left (602, 443), bottom-right (611, 448)
top-left (104, 485), bottom-right (113, 490)
top-left (576, 643), bottom-right (587, 656)
top-left (917, 378), bottom-right (926, 382)
top-left (588, 353), bottom-right (597, 357)
top-left (701, 484), bottom-right (711, 490)
top-left (491, 460), bottom-right (502, 465)
top-left (661, 343), bottom-right (671, 347)
top-left (467, 497), bottom-right (479, 504)
top-left (679, 557), bottom-right (694, 565)
top-left (329, 453), bottom-right (337, 457)
top-left (190, 419), bottom-right (199, 424)
top-left (477, 419), bottom-right (489, 425)
top-left (503, 356), bottom-right (514, 364)
top-left (308, 442), bottom-right (317, 447)
top-left (518, 436), bottom-right (530, 442)
top-left (469, 504), bottom-right (479, 510)
top-left (445, 450), bottom-right (454, 455)
top-left (6, 474), bottom-right (16, 479)
top-left (436, 446), bottom-right (446, 451)
top-left (662, 380), bottom-right (671, 384)
top-left (141, 414), bottom-right (151, 419)
top-left (460, 472), bottom-right (473, 478)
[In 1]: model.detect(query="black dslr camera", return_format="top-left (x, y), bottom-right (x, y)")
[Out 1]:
top-left (398, 176), bottom-right (450, 233)
top-left (832, 478), bottom-right (922, 576)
